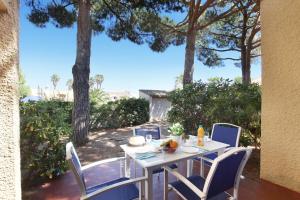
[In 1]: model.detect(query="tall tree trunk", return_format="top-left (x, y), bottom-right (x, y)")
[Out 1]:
top-left (241, 12), bottom-right (251, 84)
top-left (241, 45), bottom-right (251, 84)
top-left (72, 0), bottom-right (92, 145)
top-left (243, 47), bottom-right (252, 84)
top-left (183, 29), bottom-right (196, 85)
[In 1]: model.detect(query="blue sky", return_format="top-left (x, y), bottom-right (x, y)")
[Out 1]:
top-left (20, 6), bottom-right (261, 96)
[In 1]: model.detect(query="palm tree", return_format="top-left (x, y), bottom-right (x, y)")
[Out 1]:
top-left (51, 74), bottom-right (60, 90)
top-left (66, 79), bottom-right (73, 101)
top-left (51, 74), bottom-right (60, 98)
top-left (89, 77), bottom-right (95, 90)
top-left (66, 79), bottom-right (73, 91)
top-left (94, 74), bottom-right (104, 89)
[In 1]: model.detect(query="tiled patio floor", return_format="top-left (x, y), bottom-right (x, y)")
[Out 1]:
top-left (24, 160), bottom-right (300, 200)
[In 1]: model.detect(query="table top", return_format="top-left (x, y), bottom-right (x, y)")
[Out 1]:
top-left (120, 139), bottom-right (229, 168)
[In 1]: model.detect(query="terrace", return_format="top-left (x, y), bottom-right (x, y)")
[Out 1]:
top-left (22, 125), bottom-right (299, 200)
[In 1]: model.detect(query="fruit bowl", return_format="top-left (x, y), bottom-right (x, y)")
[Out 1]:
top-left (162, 146), bottom-right (177, 153)
top-left (160, 139), bottom-right (178, 154)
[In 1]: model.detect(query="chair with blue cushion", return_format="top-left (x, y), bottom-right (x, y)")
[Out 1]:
top-left (164, 147), bottom-right (252, 200)
top-left (66, 142), bottom-right (146, 200)
top-left (194, 123), bottom-right (241, 176)
top-left (133, 126), bottom-right (161, 140)
top-left (133, 127), bottom-right (177, 175)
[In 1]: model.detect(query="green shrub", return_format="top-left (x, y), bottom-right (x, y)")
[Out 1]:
top-left (20, 98), bottom-right (149, 186)
top-left (90, 98), bottom-right (149, 129)
top-left (90, 89), bottom-right (109, 107)
top-left (20, 101), bottom-right (72, 186)
top-left (167, 81), bottom-right (210, 134)
top-left (116, 98), bottom-right (149, 127)
top-left (168, 79), bottom-right (261, 147)
top-left (90, 101), bottom-right (119, 129)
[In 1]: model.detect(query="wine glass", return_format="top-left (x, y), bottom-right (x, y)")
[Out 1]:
top-left (204, 131), bottom-right (210, 142)
top-left (145, 134), bottom-right (152, 144)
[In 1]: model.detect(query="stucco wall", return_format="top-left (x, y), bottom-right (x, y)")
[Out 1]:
top-left (261, 0), bottom-right (300, 192)
top-left (0, 0), bottom-right (21, 199)
top-left (150, 97), bottom-right (171, 121)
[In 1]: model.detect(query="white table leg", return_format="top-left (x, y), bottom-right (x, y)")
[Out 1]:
top-left (187, 159), bottom-right (193, 177)
top-left (164, 167), bottom-right (168, 200)
top-left (141, 168), bottom-right (145, 199)
top-left (145, 168), bottom-right (153, 200)
top-left (200, 158), bottom-right (204, 177)
top-left (125, 153), bottom-right (131, 178)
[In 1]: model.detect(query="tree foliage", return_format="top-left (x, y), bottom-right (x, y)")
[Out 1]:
top-left (90, 98), bottom-right (150, 129)
top-left (198, 0), bottom-right (261, 84)
top-left (94, 74), bottom-right (104, 89)
top-left (131, 0), bottom-right (240, 85)
top-left (19, 70), bottom-right (31, 98)
top-left (25, 0), bottom-right (181, 144)
top-left (51, 74), bottom-right (60, 90)
top-left (168, 78), bottom-right (261, 147)
top-left (20, 101), bottom-right (72, 186)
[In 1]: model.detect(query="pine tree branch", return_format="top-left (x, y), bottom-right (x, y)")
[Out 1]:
top-left (251, 43), bottom-right (261, 49)
top-left (252, 39), bottom-right (261, 46)
top-left (200, 46), bottom-right (241, 52)
top-left (102, 0), bottom-right (126, 24)
top-left (158, 21), bottom-right (187, 35)
top-left (175, 13), bottom-right (189, 28)
top-left (209, 32), bottom-right (241, 40)
top-left (196, 3), bottom-right (239, 30)
top-left (220, 57), bottom-right (241, 61)
top-left (251, 54), bottom-right (261, 58)
top-left (197, 0), bottom-right (215, 17)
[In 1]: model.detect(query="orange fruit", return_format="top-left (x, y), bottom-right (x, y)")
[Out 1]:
top-left (169, 140), bottom-right (178, 148)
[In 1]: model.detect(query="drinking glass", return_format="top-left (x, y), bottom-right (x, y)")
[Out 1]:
top-left (204, 131), bottom-right (210, 142)
top-left (145, 134), bottom-right (152, 144)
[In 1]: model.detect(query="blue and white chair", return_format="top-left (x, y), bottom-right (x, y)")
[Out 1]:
top-left (66, 142), bottom-right (146, 200)
top-left (164, 147), bottom-right (252, 200)
top-left (133, 127), bottom-right (177, 175)
top-left (194, 123), bottom-right (241, 176)
top-left (133, 126), bottom-right (161, 140)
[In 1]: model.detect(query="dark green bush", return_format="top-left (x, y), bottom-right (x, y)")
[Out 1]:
top-left (90, 98), bottom-right (149, 129)
top-left (90, 101), bottom-right (119, 129)
top-left (20, 101), bottom-right (72, 186)
top-left (168, 79), bottom-right (261, 147)
top-left (116, 98), bottom-right (149, 127)
top-left (20, 98), bottom-right (148, 187)
top-left (167, 81), bottom-right (210, 135)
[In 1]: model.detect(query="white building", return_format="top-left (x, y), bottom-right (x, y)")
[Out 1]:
top-left (107, 91), bottom-right (131, 101)
top-left (139, 90), bottom-right (171, 122)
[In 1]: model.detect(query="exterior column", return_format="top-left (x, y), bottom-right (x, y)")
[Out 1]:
top-left (0, 0), bottom-right (21, 199)
top-left (261, 0), bottom-right (300, 193)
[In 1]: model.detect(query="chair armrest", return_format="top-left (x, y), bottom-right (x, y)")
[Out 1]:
top-left (81, 176), bottom-right (147, 200)
top-left (82, 157), bottom-right (125, 171)
top-left (224, 147), bottom-right (235, 152)
top-left (163, 166), bottom-right (206, 199)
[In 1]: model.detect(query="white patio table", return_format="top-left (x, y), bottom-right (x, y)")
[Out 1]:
top-left (120, 139), bottom-right (229, 200)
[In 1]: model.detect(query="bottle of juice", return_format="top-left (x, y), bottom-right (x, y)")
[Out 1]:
top-left (197, 125), bottom-right (205, 146)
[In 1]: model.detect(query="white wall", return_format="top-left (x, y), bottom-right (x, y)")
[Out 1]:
top-left (150, 97), bottom-right (172, 121)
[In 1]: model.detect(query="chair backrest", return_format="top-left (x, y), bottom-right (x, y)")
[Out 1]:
top-left (211, 123), bottom-right (241, 147)
top-left (133, 126), bottom-right (161, 140)
top-left (66, 142), bottom-right (86, 195)
top-left (203, 147), bottom-right (252, 199)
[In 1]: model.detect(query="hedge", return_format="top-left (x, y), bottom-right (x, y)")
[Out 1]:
top-left (167, 79), bottom-right (261, 147)
top-left (20, 98), bottom-right (149, 186)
